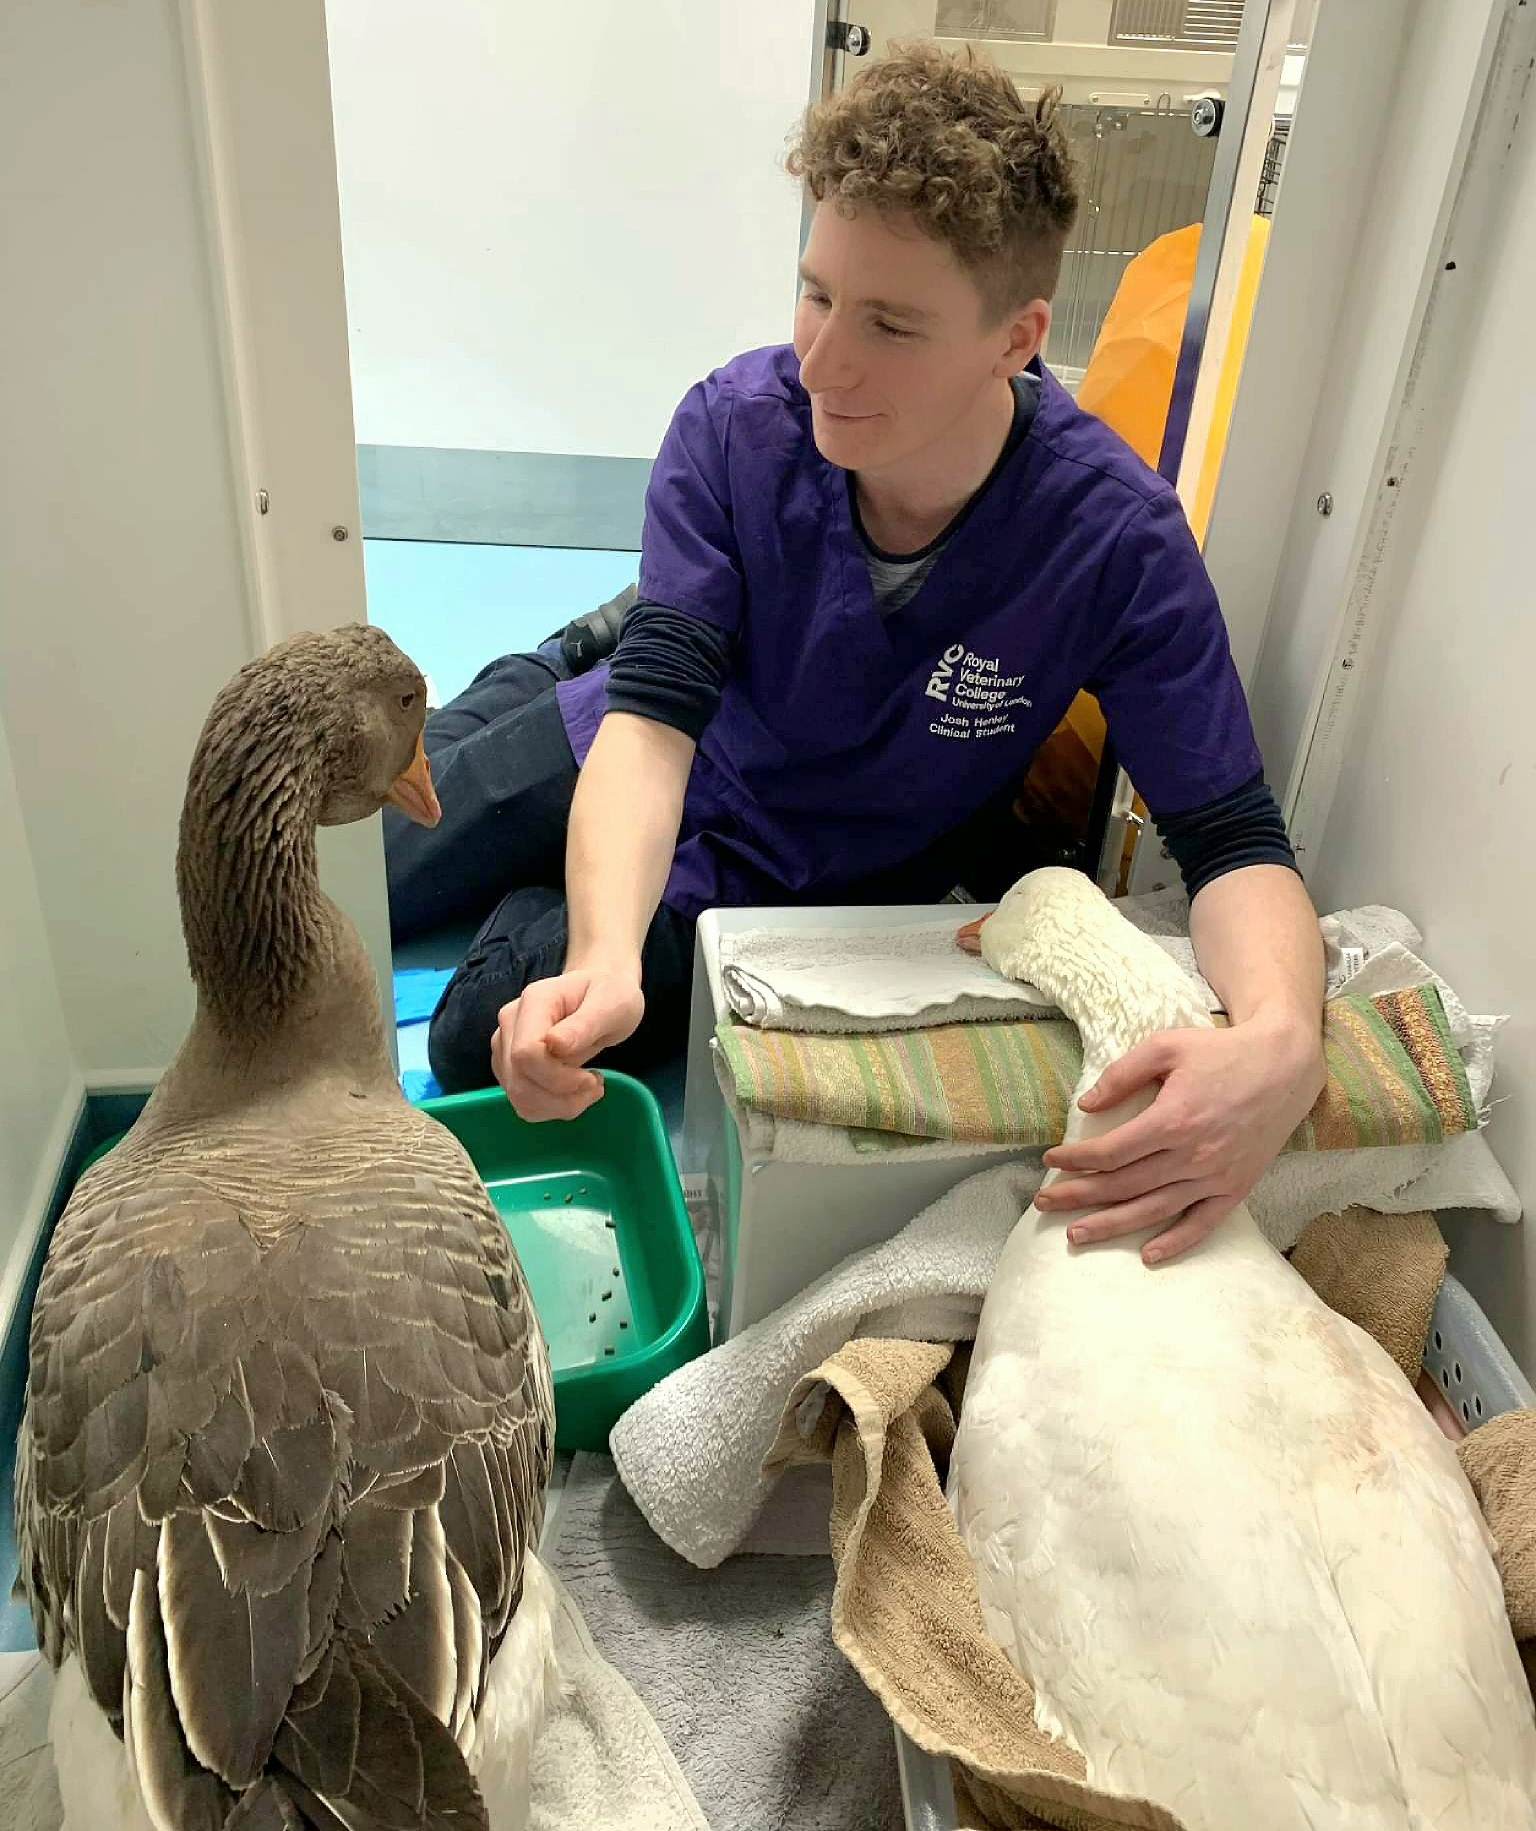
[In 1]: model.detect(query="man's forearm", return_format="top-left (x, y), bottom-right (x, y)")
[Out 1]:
top-left (1189, 863), bottom-right (1325, 1044)
top-left (564, 713), bottom-right (694, 977)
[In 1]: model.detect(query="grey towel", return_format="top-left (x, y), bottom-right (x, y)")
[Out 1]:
top-left (546, 1452), bottom-right (905, 1831)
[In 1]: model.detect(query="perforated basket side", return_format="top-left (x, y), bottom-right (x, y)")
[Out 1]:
top-left (1423, 1272), bottom-right (1535, 1431)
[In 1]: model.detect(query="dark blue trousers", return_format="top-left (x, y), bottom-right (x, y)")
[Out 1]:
top-left (383, 643), bottom-right (695, 1094)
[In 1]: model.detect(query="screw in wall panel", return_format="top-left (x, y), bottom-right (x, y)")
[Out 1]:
top-left (331, 525), bottom-right (349, 542)
top-left (1316, 492), bottom-right (1333, 516)
top-left (1191, 95), bottom-right (1223, 137)
top-left (827, 20), bottom-right (870, 54)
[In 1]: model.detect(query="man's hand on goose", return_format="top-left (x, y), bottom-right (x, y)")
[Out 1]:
top-left (1036, 1014), bottom-right (1327, 1263)
top-left (491, 968), bottom-right (645, 1122)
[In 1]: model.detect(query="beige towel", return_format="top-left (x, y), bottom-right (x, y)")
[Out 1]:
top-left (764, 1210), bottom-right (1526, 1831)
top-left (1460, 1409), bottom-right (1536, 1639)
top-left (764, 1338), bottom-right (1179, 1831)
top-left (1288, 1206), bottom-right (1449, 1382)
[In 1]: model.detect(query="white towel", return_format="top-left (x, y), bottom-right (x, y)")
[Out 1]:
top-left (611, 1161), bottom-right (1046, 1569)
top-left (720, 917), bottom-right (1063, 1031)
top-left (1123, 886), bottom-right (1425, 967)
top-left (0, 1583), bottom-right (710, 1831)
top-left (1248, 1130), bottom-right (1520, 1240)
top-left (716, 898), bottom-right (1427, 1035)
top-left (615, 1131), bottom-right (1521, 1572)
top-left (530, 1569), bottom-right (710, 1831)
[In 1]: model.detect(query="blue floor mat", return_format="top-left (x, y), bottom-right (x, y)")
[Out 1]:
top-left (395, 966), bottom-right (455, 1026)
top-left (0, 1469), bottom-right (30, 1651)
top-left (395, 963), bottom-right (456, 1103)
top-left (363, 538), bottom-right (638, 706)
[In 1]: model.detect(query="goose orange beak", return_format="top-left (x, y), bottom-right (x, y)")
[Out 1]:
top-left (386, 735), bottom-right (441, 828)
top-left (955, 915), bottom-right (989, 955)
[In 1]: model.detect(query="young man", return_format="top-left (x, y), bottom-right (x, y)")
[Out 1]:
top-left (388, 46), bottom-right (1326, 1265)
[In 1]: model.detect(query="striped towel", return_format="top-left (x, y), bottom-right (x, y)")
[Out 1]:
top-left (715, 985), bottom-right (1479, 1153)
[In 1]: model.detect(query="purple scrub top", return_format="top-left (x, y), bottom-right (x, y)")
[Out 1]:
top-left (557, 345), bottom-right (1260, 918)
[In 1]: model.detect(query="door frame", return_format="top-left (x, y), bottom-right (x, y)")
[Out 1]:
top-left (1123, 0), bottom-right (1525, 896)
top-left (175, 0), bottom-right (393, 1017)
top-left (1092, 0), bottom-right (1293, 889)
top-left (1277, 0), bottom-right (1534, 871)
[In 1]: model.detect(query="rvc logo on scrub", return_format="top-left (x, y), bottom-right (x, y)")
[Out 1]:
top-left (925, 642), bottom-right (968, 704)
top-left (925, 644), bottom-right (1033, 739)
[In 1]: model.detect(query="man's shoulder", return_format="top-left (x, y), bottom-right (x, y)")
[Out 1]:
top-left (707, 342), bottom-right (804, 402)
top-left (687, 346), bottom-right (807, 441)
top-left (1029, 365), bottom-right (1182, 531)
top-left (664, 347), bottom-right (810, 480)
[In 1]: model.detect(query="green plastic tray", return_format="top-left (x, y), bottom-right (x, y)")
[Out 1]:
top-left (76, 1072), bottom-right (707, 1452)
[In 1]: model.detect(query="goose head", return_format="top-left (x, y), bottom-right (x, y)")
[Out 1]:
top-left (183, 621), bottom-right (443, 839)
top-left (955, 868), bottom-right (1210, 1078)
top-left (175, 624), bottom-right (441, 1050)
top-left (309, 625), bottom-right (442, 829)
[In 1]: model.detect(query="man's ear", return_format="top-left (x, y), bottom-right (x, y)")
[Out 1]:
top-left (994, 297), bottom-right (1051, 378)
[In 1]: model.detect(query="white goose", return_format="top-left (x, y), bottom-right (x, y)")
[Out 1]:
top-left (950, 868), bottom-right (1536, 1829)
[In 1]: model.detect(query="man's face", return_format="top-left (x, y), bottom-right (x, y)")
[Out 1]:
top-left (793, 200), bottom-right (1048, 477)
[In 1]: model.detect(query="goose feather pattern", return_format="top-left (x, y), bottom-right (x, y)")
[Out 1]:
top-left (13, 628), bottom-right (556, 1830)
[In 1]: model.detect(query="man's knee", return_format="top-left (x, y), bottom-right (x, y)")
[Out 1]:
top-left (427, 958), bottom-right (521, 1094)
top-left (427, 894), bottom-right (568, 1092)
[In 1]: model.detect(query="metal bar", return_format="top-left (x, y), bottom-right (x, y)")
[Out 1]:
top-left (1090, 0), bottom-right (1278, 886)
top-left (1158, 0), bottom-right (1276, 486)
top-left (1077, 116), bottom-right (1108, 364)
top-left (800, 0), bottom-right (842, 255)
top-left (357, 446), bottom-right (649, 549)
top-left (1086, 738), bottom-right (1127, 890)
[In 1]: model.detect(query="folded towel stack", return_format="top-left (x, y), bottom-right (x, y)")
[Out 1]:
top-left (717, 983), bottom-right (1480, 1153)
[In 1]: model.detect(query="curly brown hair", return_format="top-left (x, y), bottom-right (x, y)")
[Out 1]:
top-left (787, 42), bottom-right (1078, 317)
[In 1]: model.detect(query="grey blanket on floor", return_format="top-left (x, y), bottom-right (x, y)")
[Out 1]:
top-left (546, 1452), bottom-right (904, 1831)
